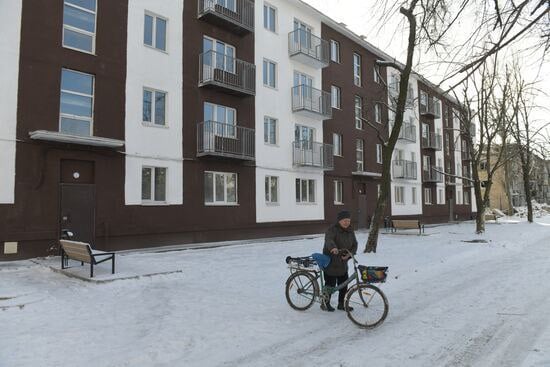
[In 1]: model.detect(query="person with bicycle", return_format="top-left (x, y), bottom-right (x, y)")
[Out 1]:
top-left (321, 210), bottom-right (358, 312)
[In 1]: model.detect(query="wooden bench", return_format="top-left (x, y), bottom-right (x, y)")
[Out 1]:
top-left (59, 240), bottom-right (116, 278)
top-left (391, 219), bottom-right (425, 235)
top-left (485, 214), bottom-right (498, 222)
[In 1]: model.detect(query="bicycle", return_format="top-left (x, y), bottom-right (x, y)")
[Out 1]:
top-left (284, 249), bottom-right (389, 329)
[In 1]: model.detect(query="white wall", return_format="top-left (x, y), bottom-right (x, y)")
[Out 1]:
top-left (124, 0), bottom-right (183, 205)
top-left (255, 0), bottom-right (325, 222)
top-left (452, 108), bottom-right (463, 205)
top-left (434, 98), bottom-right (445, 205)
top-left (0, 0), bottom-right (22, 204)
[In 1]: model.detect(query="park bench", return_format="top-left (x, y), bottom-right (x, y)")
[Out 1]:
top-left (59, 240), bottom-right (116, 278)
top-left (484, 214), bottom-right (498, 222)
top-left (391, 219), bottom-right (425, 235)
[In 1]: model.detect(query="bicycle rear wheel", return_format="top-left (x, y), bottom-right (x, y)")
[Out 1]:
top-left (285, 271), bottom-right (319, 311)
top-left (345, 284), bottom-right (388, 329)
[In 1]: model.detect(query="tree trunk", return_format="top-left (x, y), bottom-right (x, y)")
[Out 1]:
top-left (522, 164), bottom-right (533, 222)
top-left (474, 182), bottom-right (485, 233)
top-left (365, 148), bottom-right (391, 253)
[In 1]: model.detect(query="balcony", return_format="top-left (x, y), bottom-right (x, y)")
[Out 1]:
top-left (420, 98), bottom-right (441, 118)
top-left (291, 85), bottom-right (332, 120)
top-left (197, 0), bottom-right (254, 34)
top-left (423, 166), bottom-right (444, 183)
top-left (463, 172), bottom-right (473, 186)
top-left (398, 122), bottom-right (416, 143)
top-left (462, 149), bottom-right (471, 160)
top-left (421, 132), bottom-right (442, 150)
top-left (199, 50), bottom-right (255, 96)
top-left (197, 121), bottom-right (255, 161)
top-left (293, 141), bottom-right (334, 170)
top-left (392, 160), bottom-right (417, 180)
top-left (288, 29), bottom-right (329, 69)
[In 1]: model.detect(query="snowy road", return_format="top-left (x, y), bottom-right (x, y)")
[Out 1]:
top-left (1, 217), bottom-right (550, 367)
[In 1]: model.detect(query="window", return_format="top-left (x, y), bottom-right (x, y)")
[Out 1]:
top-left (395, 186), bottom-right (405, 204)
top-left (60, 69), bottom-right (94, 136)
top-left (330, 40), bottom-right (340, 62)
top-left (464, 191), bottom-right (470, 205)
top-left (434, 98), bottom-right (441, 116)
top-left (205, 171), bottom-right (238, 205)
top-left (334, 180), bottom-right (343, 204)
top-left (424, 187), bottom-right (432, 204)
top-left (143, 88), bottom-right (167, 126)
top-left (374, 64), bottom-right (381, 83)
top-left (376, 144), bottom-right (383, 164)
top-left (142, 167), bottom-right (167, 203)
top-left (437, 189), bottom-right (444, 204)
top-left (264, 116), bottom-right (277, 145)
top-left (457, 189), bottom-right (463, 205)
top-left (333, 133), bottom-right (343, 156)
top-left (265, 176), bottom-right (278, 204)
top-left (412, 187), bottom-right (417, 204)
top-left (377, 184), bottom-right (381, 198)
top-left (204, 102), bottom-right (236, 137)
top-left (203, 36), bottom-right (235, 73)
top-left (423, 155), bottom-right (431, 171)
top-left (263, 4), bottom-right (276, 32)
top-left (445, 133), bottom-right (451, 155)
top-left (420, 90), bottom-right (428, 107)
top-left (353, 53), bottom-right (361, 86)
top-left (356, 139), bottom-right (364, 171)
top-left (331, 85), bottom-right (341, 109)
top-left (296, 178), bottom-right (315, 203)
top-left (263, 59), bottom-right (277, 88)
top-left (63, 0), bottom-right (96, 53)
top-left (422, 122), bottom-right (430, 139)
top-left (375, 103), bottom-right (382, 123)
top-left (354, 96), bottom-right (363, 129)
top-left (144, 13), bottom-right (167, 51)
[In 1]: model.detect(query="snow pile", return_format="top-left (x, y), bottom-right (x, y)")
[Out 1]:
top-left (514, 200), bottom-right (550, 218)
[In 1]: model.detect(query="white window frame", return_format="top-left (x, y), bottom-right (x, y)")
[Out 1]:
top-left (144, 11), bottom-right (168, 52)
top-left (412, 187), bottom-right (417, 204)
top-left (457, 189), bottom-right (463, 205)
top-left (59, 68), bottom-right (94, 136)
top-left (356, 139), bottom-right (364, 171)
top-left (376, 144), bottom-right (383, 164)
top-left (377, 184), bottom-right (381, 198)
top-left (354, 95), bottom-right (363, 129)
top-left (331, 85), bottom-right (341, 109)
top-left (264, 116), bottom-right (278, 145)
top-left (375, 103), bottom-right (382, 123)
top-left (265, 175), bottom-right (279, 204)
top-left (204, 102), bottom-right (237, 138)
top-left (420, 90), bottom-right (428, 107)
top-left (333, 133), bottom-right (343, 157)
top-left (334, 180), bottom-right (344, 204)
top-left (353, 53), bottom-right (362, 86)
top-left (330, 40), bottom-right (340, 63)
top-left (263, 3), bottom-right (277, 33)
top-left (464, 190), bottom-right (470, 205)
top-left (374, 64), bottom-right (381, 83)
top-left (424, 187), bottom-right (432, 205)
top-left (437, 189), bottom-right (444, 204)
top-left (62, 0), bottom-right (97, 54)
top-left (204, 171), bottom-right (238, 205)
top-left (394, 186), bottom-right (405, 204)
top-left (263, 59), bottom-right (277, 89)
top-left (143, 87), bottom-right (168, 127)
top-left (296, 178), bottom-right (316, 204)
top-left (141, 166), bottom-right (167, 204)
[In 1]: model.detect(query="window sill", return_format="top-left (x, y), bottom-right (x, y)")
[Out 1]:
top-left (264, 143), bottom-right (279, 147)
top-left (62, 45), bottom-right (96, 56)
top-left (334, 202), bottom-right (345, 206)
top-left (266, 202), bottom-right (280, 206)
top-left (205, 203), bottom-right (239, 207)
top-left (142, 122), bottom-right (169, 129)
top-left (144, 43), bottom-right (168, 54)
top-left (263, 84), bottom-right (278, 91)
top-left (141, 201), bottom-right (169, 206)
top-left (296, 202), bottom-right (317, 206)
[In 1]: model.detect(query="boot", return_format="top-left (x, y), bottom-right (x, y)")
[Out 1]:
top-left (337, 302), bottom-right (353, 311)
top-left (321, 301), bottom-right (335, 312)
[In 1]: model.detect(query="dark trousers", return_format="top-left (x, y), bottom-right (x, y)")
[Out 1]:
top-left (325, 274), bottom-right (348, 305)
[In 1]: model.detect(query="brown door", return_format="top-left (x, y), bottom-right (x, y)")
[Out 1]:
top-left (60, 184), bottom-right (95, 245)
top-left (357, 194), bottom-right (368, 229)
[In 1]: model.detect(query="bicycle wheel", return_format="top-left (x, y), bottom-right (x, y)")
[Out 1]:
top-left (285, 271), bottom-right (319, 311)
top-left (344, 284), bottom-right (388, 329)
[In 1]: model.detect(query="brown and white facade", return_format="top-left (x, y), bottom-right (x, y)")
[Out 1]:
top-left (0, 0), bottom-right (475, 260)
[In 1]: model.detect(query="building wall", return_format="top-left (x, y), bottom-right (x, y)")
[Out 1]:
top-left (0, 0), bottom-right (23, 204)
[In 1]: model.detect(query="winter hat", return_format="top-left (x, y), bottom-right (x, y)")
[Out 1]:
top-left (337, 210), bottom-right (351, 221)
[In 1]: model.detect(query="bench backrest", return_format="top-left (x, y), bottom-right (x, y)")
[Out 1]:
top-left (59, 240), bottom-right (92, 263)
top-left (392, 220), bottom-right (419, 229)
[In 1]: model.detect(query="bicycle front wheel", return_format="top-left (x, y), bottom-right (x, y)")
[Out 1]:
top-left (345, 284), bottom-right (388, 329)
top-left (285, 271), bottom-right (319, 311)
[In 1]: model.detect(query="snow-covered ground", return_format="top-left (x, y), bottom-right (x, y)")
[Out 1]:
top-left (1, 217), bottom-right (550, 367)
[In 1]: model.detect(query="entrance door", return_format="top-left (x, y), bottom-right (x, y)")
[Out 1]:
top-left (357, 194), bottom-right (368, 229)
top-left (60, 184), bottom-right (95, 244)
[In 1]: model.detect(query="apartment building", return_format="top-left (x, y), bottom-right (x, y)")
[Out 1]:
top-left (0, 0), bottom-right (475, 260)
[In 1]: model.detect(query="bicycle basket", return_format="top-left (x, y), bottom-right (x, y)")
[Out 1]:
top-left (358, 265), bottom-right (388, 283)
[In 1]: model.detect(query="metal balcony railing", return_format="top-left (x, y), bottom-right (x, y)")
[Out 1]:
top-left (291, 85), bottom-right (332, 119)
top-left (197, 0), bottom-right (254, 34)
top-left (197, 121), bottom-right (255, 160)
top-left (293, 140), bottom-right (334, 170)
top-left (423, 166), bottom-right (444, 183)
top-left (420, 97), bottom-right (441, 118)
top-left (199, 50), bottom-right (255, 95)
top-left (421, 132), bottom-right (442, 150)
top-left (392, 160), bottom-right (417, 179)
top-left (288, 29), bottom-right (329, 68)
top-left (398, 122), bottom-right (416, 143)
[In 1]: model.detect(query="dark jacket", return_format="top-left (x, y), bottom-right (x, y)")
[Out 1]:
top-left (323, 223), bottom-right (358, 276)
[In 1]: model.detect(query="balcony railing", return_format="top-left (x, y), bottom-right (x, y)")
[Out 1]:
top-left (420, 98), bottom-right (441, 118)
top-left (197, 121), bottom-right (255, 160)
top-left (421, 132), bottom-right (442, 150)
top-left (197, 0), bottom-right (254, 34)
top-left (423, 166), bottom-right (444, 183)
top-left (291, 85), bottom-right (332, 120)
top-left (199, 50), bottom-right (255, 96)
top-left (288, 29), bottom-right (329, 69)
top-left (293, 140), bottom-right (334, 170)
top-left (392, 160), bottom-right (417, 180)
top-left (463, 172), bottom-right (473, 186)
top-left (398, 122), bottom-right (416, 143)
